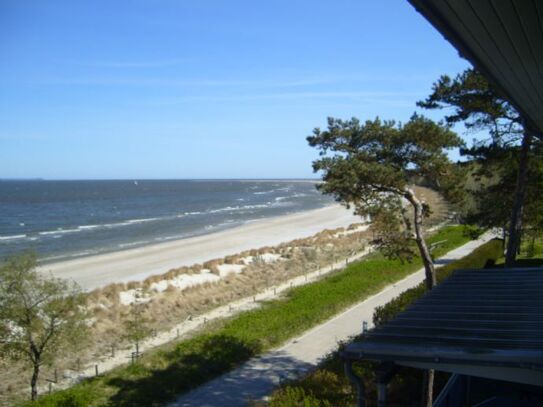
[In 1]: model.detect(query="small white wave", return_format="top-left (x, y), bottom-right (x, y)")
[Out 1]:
top-left (42, 250), bottom-right (97, 262)
top-left (127, 217), bottom-right (159, 224)
top-left (118, 240), bottom-right (150, 248)
top-left (39, 217), bottom-right (163, 236)
top-left (0, 234), bottom-right (27, 241)
top-left (243, 204), bottom-right (269, 210)
top-left (154, 233), bottom-right (189, 242)
top-left (209, 206), bottom-right (238, 213)
top-left (39, 227), bottom-right (81, 236)
top-left (78, 224), bottom-right (101, 230)
top-left (209, 204), bottom-right (270, 214)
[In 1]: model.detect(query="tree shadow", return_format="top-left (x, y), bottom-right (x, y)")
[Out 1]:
top-left (176, 350), bottom-right (315, 406)
top-left (105, 334), bottom-right (258, 406)
top-left (434, 257), bottom-right (455, 266)
top-left (104, 334), bottom-right (313, 407)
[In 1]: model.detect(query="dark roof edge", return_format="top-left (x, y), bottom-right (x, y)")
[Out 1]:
top-left (407, 0), bottom-right (542, 136)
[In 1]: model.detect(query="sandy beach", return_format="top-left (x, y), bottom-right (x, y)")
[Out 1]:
top-left (40, 205), bottom-right (361, 290)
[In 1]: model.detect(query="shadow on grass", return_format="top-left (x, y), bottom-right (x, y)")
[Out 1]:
top-left (105, 334), bottom-right (260, 406)
top-left (434, 257), bottom-right (455, 266)
top-left (178, 350), bottom-right (315, 406)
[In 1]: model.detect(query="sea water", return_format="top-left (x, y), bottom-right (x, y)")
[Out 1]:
top-left (0, 179), bottom-right (331, 263)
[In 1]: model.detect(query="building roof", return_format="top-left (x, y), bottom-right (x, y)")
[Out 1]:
top-left (407, 0), bottom-right (543, 135)
top-left (343, 268), bottom-right (543, 386)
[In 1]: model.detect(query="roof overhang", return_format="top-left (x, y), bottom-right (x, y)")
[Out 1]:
top-left (343, 268), bottom-right (543, 387)
top-left (407, 0), bottom-right (543, 135)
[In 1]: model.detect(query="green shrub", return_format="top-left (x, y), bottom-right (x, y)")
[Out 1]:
top-left (462, 224), bottom-right (484, 239)
top-left (22, 385), bottom-right (97, 407)
top-left (269, 386), bottom-right (332, 407)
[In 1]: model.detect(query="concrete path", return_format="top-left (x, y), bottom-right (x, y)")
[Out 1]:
top-left (170, 233), bottom-right (495, 407)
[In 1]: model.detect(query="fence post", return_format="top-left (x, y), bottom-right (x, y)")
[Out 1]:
top-left (95, 364), bottom-right (99, 376)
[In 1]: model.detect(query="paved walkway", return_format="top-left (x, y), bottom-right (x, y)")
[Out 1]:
top-left (170, 234), bottom-right (495, 407)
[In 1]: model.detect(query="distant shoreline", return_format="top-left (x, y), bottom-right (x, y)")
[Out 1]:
top-left (39, 204), bottom-right (360, 290)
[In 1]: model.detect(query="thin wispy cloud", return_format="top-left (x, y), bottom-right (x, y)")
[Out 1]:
top-left (61, 58), bottom-right (192, 68)
top-left (36, 76), bottom-right (338, 88)
top-left (35, 72), bottom-right (435, 89)
top-left (143, 90), bottom-right (422, 106)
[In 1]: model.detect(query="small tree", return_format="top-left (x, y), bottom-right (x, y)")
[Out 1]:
top-left (0, 252), bottom-right (88, 401)
top-left (307, 114), bottom-right (463, 407)
top-left (123, 290), bottom-right (151, 359)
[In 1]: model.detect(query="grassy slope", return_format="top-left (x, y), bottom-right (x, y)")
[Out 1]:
top-left (27, 226), bottom-right (471, 407)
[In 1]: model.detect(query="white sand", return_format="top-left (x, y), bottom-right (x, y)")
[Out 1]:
top-left (40, 205), bottom-right (361, 290)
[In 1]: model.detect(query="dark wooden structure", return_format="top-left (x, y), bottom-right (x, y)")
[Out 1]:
top-left (342, 268), bottom-right (543, 406)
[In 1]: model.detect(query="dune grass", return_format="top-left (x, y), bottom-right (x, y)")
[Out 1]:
top-left (26, 226), bottom-right (471, 406)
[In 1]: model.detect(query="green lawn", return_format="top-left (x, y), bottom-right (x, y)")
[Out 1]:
top-left (26, 226), bottom-right (473, 407)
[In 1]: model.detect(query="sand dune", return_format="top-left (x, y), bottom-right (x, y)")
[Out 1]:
top-left (40, 205), bottom-right (361, 290)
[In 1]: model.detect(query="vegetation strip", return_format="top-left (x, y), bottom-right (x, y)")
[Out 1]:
top-left (28, 226), bottom-right (471, 406)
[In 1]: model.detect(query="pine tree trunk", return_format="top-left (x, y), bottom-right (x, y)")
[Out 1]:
top-left (30, 362), bottom-right (40, 401)
top-left (405, 188), bottom-right (436, 406)
top-left (421, 369), bottom-right (434, 407)
top-left (505, 131), bottom-right (532, 267)
top-left (405, 188), bottom-right (436, 289)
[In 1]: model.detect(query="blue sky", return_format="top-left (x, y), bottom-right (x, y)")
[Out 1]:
top-left (0, 0), bottom-right (471, 179)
